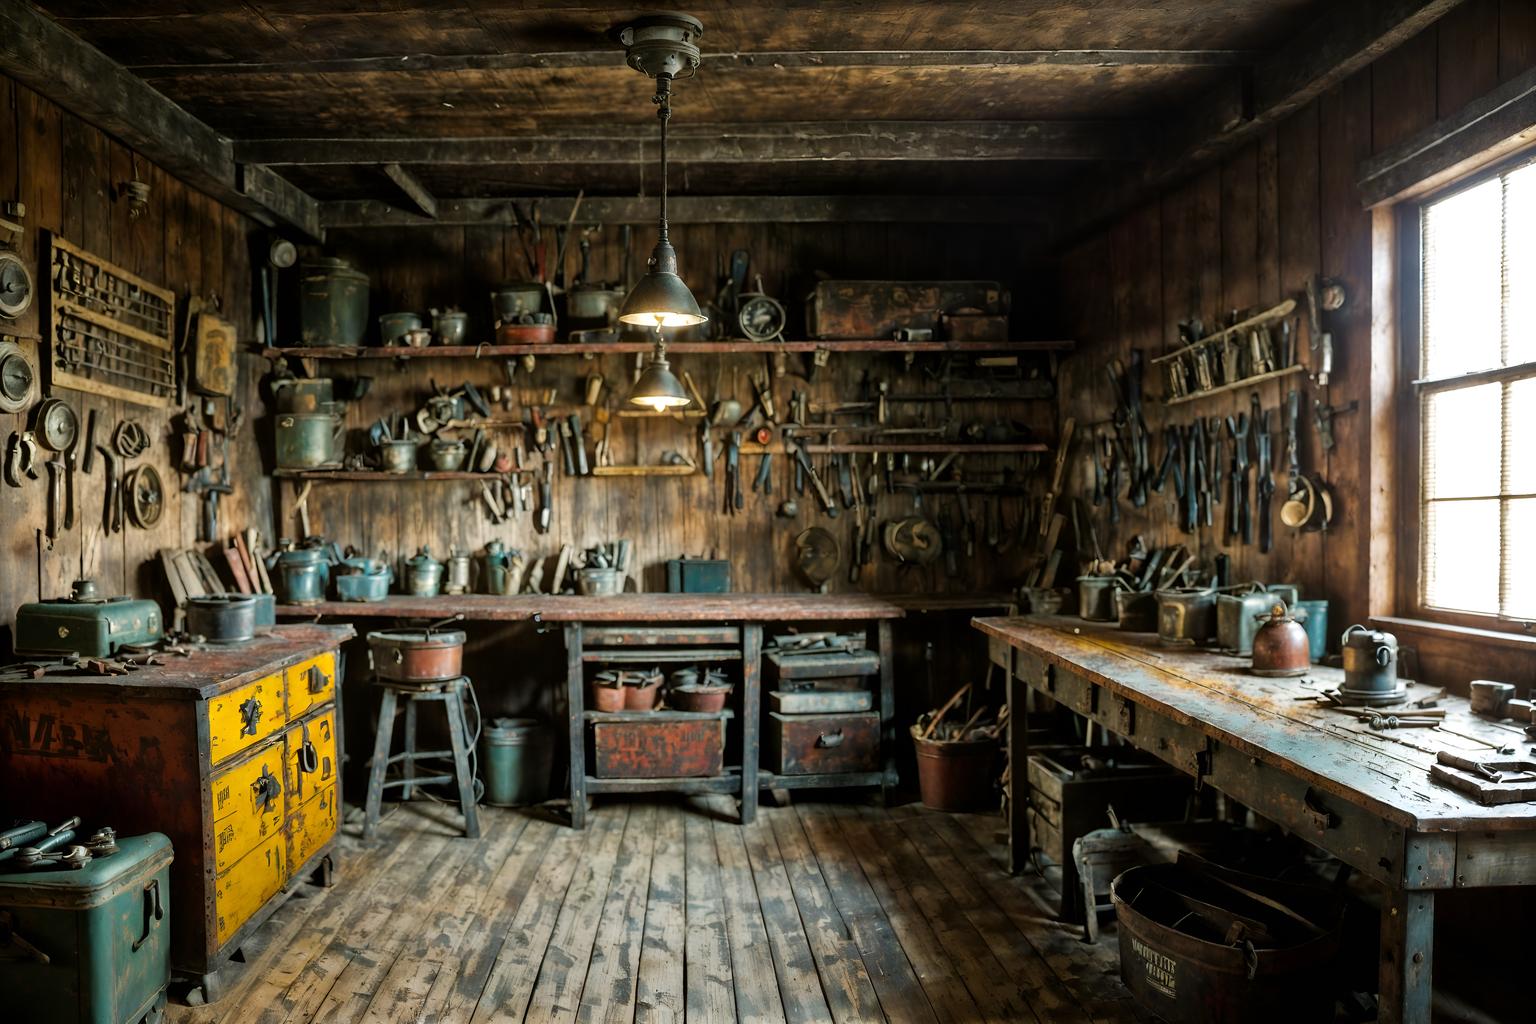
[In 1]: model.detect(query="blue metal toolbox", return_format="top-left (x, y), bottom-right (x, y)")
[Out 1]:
top-left (0, 832), bottom-right (173, 1024)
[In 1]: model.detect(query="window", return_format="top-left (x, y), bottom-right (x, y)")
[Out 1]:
top-left (1416, 157), bottom-right (1536, 622)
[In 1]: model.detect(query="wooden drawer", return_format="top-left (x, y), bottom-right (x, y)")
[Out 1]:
top-left (287, 783), bottom-right (337, 874)
top-left (286, 652), bottom-right (336, 720)
top-left (590, 716), bottom-right (725, 779)
top-left (210, 738), bottom-right (287, 873)
top-left (208, 673), bottom-right (285, 765)
top-left (767, 711), bottom-right (879, 776)
top-left (214, 832), bottom-right (287, 946)
top-left (283, 709), bottom-right (338, 808)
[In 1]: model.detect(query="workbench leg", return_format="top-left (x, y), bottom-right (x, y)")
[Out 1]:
top-left (1006, 663), bottom-right (1030, 876)
top-left (739, 623), bottom-right (761, 824)
top-left (445, 680), bottom-right (481, 840)
top-left (1379, 888), bottom-right (1434, 1024)
top-left (401, 699), bottom-right (418, 801)
top-left (566, 623), bottom-right (587, 830)
top-left (363, 687), bottom-right (397, 842)
top-left (878, 619), bottom-right (896, 804)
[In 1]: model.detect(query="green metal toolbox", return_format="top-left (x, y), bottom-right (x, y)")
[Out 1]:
top-left (0, 833), bottom-right (173, 1024)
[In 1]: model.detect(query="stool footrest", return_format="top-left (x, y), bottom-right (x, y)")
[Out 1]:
top-left (381, 774), bottom-right (455, 789)
top-left (386, 748), bottom-right (455, 763)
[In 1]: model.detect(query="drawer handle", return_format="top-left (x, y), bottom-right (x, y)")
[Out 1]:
top-left (307, 665), bottom-right (330, 694)
top-left (1303, 787), bottom-right (1339, 832)
top-left (132, 879), bottom-right (163, 952)
top-left (298, 739), bottom-right (319, 775)
top-left (239, 697), bottom-right (263, 736)
top-left (816, 730), bottom-right (845, 749)
top-left (252, 766), bottom-right (282, 812)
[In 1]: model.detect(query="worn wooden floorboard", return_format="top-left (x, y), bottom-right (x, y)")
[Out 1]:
top-left (164, 799), bottom-right (1135, 1024)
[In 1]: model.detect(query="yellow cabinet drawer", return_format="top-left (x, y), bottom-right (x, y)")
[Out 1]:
top-left (287, 783), bottom-right (337, 875)
top-left (286, 652), bottom-right (336, 720)
top-left (210, 741), bottom-right (287, 873)
top-left (208, 674), bottom-right (285, 765)
top-left (214, 833), bottom-right (287, 946)
top-left (283, 710), bottom-right (337, 808)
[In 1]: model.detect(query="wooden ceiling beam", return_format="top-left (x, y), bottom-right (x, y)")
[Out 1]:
top-left (319, 195), bottom-right (1053, 229)
top-left (0, 0), bottom-right (321, 238)
top-left (1053, 0), bottom-right (1469, 245)
top-left (235, 121), bottom-right (1144, 167)
top-left (381, 163), bottom-right (439, 219)
top-left (133, 49), bottom-right (1259, 78)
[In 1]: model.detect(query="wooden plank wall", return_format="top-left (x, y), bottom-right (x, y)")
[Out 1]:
top-left (286, 222), bottom-right (1053, 596)
top-left (1055, 0), bottom-right (1536, 641)
top-left (0, 73), bottom-right (267, 643)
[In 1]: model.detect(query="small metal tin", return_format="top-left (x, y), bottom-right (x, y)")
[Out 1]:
top-left (1156, 587), bottom-right (1217, 646)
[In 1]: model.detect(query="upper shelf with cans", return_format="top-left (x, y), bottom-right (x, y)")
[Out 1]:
top-left (267, 264), bottom-right (1072, 360)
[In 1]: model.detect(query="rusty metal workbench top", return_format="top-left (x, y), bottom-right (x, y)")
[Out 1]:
top-left (975, 615), bottom-right (1535, 833)
top-left (278, 593), bottom-right (905, 623)
top-left (0, 623), bottom-right (355, 699)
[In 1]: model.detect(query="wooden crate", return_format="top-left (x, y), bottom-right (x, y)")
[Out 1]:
top-left (589, 712), bottom-right (726, 779)
top-left (1024, 746), bottom-right (1190, 922)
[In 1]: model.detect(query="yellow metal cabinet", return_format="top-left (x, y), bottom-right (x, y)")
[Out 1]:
top-left (208, 672), bottom-right (286, 765)
top-left (0, 624), bottom-right (352, 1004)
top-left (214, 833), bottom-right (287, 946)
top-left (288, 784), bottom-right (338, 873)
top-left (286, 652), bottom-right (336, 720)
top-left (210, 740), bottom-right (287, 873)
top-left (282, 710), bottom-right (337, 806)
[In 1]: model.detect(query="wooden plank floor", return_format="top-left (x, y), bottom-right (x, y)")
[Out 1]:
top-left (170, 797), bottom-right (1144, 1024)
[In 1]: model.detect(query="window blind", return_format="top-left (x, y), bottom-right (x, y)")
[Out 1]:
top-left (1418, 159), bottom-right (1536, 621)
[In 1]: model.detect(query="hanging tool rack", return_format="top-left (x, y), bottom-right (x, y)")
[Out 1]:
top-left (1152, 299), bottom-right (1302, 406)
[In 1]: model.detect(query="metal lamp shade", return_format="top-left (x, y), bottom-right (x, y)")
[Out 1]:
top-left (628, 354), bottom-right (691, 410)
top-left (617, 238), bottom-right (707, 328)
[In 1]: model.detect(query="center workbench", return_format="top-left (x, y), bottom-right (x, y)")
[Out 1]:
top-left (975, 614), bottom-right (1536, 1024)
top-left (279, 593), bottom-right (904, 827)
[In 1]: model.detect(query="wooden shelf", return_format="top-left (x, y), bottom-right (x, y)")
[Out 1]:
top-left (273, 469), bottom-right (513, 481)
top-left (584, 708), bottom-right (734, 722)
top-left (1162, 364), bottom-right (1306, 406)
top-left (582, 647), bottom-right (742, 663)
top-left (261, 339), bottom-right (1074, 360)
top-left (590, 464), bottom-right (696, 477)
top-left (808, 442), bottom-right (1048, 454)
top-left (1149, 299), bottom-right (1297, 366)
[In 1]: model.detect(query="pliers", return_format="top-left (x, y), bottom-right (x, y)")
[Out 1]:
top-left (4, 430), bottom-right (39, 487)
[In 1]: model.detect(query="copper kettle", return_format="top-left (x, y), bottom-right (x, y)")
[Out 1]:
top-left (1250, 604), bottom-right (1310, 677)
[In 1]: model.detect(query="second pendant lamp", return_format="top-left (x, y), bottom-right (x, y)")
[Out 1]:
top-left (617, 13), bottom-right (707, 410)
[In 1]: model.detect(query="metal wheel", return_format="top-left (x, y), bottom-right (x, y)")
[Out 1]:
top-left (126, 465), bottom-right (164, 528)
top-left (34, 397), bottom-right (79, 452)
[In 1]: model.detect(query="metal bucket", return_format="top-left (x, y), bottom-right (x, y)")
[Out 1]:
top-left (1157, 588), bottom-right (1216, 646)
top-left (1111, 861), bottom-right (1344, 1024)
top-left (912, 733), bottom-right (998, 811)
top-left (300, 258), bottom-right (369, 347)
top-left (480, 718), bottom-right (551, 807)
top-left (1115, 589), bottom-right (1157, 632)
top-left (275, 411), bottom-right (343, 469)
top-left (275, 559), bottom-right (326, 605)
top-left (1077, 575), bottom-right (1124, 622)
top-left (1295, 599), bottom-right (1328, 662)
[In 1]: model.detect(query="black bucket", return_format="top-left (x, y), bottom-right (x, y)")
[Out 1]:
top-left (1111, 858), bottom-right (1344, 1024)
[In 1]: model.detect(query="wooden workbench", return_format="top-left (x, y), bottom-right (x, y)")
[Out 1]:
top-left (280, 594), bottom-right (905, 827)
top-left (974, 615), bottom-right (1536, 1024)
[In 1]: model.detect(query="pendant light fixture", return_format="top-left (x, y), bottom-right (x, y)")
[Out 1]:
top-left (617, 13), bottom-right (707, 411)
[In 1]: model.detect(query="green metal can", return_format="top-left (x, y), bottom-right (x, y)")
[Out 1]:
top-left (299, 257), bottom-right (369, 347)
top-left (0, 832), bottom-right (173, 1024)
top-left (480, 718), bottom-right (550, 807)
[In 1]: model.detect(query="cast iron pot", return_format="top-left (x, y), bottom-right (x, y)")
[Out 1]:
top-left (186, 593), bottom-right (258, 643)
top-left (367, 628), bottom-right (466, 683)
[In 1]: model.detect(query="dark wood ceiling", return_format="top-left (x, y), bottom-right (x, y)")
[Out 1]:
top-left (23, 0), bottom-right (1351, 219)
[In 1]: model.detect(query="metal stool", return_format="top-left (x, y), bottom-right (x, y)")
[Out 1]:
top-left (363, 675), bottom-right (481, 840)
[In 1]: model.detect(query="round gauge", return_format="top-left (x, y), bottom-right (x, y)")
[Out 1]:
top-left (269, 238), bottom-right (298, 269)
top-left (35, 397), bottom-right (79, 452)
top-left (738, 293), bottom-right (787, 342)
top-left (0, 251), bottom-right (34, 319)
top-left (0, 342), bottom-right (35, 413)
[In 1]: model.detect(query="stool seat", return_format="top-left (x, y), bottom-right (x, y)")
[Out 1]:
top-left (363, 674), bottom-right (481, 840)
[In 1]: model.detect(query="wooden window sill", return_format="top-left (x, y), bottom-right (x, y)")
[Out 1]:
top-left (1370, 615), bottom-right (1536, 652)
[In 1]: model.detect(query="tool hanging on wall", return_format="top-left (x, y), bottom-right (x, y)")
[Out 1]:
top-left (1253, 394), bottom-right (1274, 553)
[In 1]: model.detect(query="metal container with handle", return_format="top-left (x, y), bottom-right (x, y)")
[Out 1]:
top-left (1339, 625), bottom-right (1404, 704)
top-left (274, 411), bottom-right (344, 470)
top-left (367, 625), bottom-right (466, 683)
